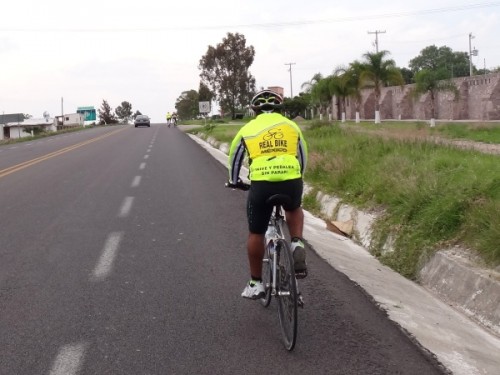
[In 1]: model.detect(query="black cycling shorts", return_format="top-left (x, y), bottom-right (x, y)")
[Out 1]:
top-left (247, 178), bottom-right (303, 234)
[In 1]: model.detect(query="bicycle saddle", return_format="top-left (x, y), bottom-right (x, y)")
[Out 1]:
top-left (266, 194), bottom-right (292, 207)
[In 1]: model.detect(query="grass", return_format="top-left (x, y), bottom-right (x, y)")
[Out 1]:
top-left (188, 120), bottom-right (500, 279)
top-left (343, 120), bottom-right (500, 144)
top-left (188, 124), bottom-right (243, 144)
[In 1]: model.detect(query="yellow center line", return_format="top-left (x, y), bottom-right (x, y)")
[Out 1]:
top-left (0, 127), bottom-right (127, 179)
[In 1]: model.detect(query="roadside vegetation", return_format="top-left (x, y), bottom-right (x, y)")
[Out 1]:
top-left (342, 120), bottom-right (500, 144)
top-left (188, 120), bottom-right (500, 279)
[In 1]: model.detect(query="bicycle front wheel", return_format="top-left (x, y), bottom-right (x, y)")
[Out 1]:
top-left (275, 239), bottom-right (298, 351)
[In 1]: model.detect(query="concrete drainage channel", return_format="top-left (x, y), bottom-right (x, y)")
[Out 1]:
top-left (198, 133), bottom-right (500, 338)
top-left (313, 188), bottom-right (500, 337)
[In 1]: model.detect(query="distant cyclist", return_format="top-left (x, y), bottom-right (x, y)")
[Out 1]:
top-left (172, 113), bottom-right (178, 126)
top-left (227, 89), bottom-right (308, 299)
top-left (166, 112), bottom-right (172, 126)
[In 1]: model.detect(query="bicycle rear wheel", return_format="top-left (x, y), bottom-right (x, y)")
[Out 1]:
top-left (260, 244), bottom-right (272, 307)
top-left (275, 239), bottom-right (298, 351)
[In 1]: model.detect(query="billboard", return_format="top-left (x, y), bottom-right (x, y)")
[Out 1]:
top-left (77, 106), bottom-right (96, 121)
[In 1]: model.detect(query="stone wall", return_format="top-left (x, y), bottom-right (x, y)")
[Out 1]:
top-left (338, 72), bottom-right (500, 121)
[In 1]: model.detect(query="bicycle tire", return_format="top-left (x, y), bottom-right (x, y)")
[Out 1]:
top-left (260, 243), bottom-right (272, 307)
top-left (275, 239), bottom-right (298, 351)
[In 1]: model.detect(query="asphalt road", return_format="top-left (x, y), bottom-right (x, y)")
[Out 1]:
top-left (0, 125), bottom-right (448, 375)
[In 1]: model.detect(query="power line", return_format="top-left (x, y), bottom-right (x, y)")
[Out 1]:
top-left (2, 2), bottom-right (500, 32)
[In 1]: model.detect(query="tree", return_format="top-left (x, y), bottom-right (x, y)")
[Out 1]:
top-left (400, 67), bottom-right (414, 84)
top-left (360, 50), bottom-right (404, 123)
top-left (301, 73), bottom-right (324, 118)
top-left (412, 68), bottom-right (459, 126)
top-left (409, 45), bottom-right (471, 78)
top-left (283, 93), bottom-right (311, 119)
top-left (345, 61), bottom-right (365, 123)
top-left (301, 73), bottom-right (323, 93)
top-left (199, 32), bottom-right (256, 119)
top-left (115, 101), bottom-right (133, 124)
top-left (198, 82), bottom-right (214, 102)
top-left (175, 90), bottom-right (199, 119)
top-left (98, 100), bottom-right (117, 125)
top-left (329, 66), bottom-right (359, 122)
top-left (310, 76), bottom-right (333, 120)
top-left (133, 110), bottom-right (142, 119)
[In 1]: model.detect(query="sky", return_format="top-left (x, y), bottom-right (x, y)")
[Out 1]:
top-left (1, 0), bottom-right (499, 123)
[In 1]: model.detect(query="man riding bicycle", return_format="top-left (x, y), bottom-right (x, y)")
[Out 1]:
top-left (166, 112), bottom-right (172, 126)
top-left (227, 89), bottom-right (308, 299)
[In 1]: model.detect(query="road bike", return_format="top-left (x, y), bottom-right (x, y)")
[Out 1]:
top-left (226, 180), bottom-right (303, 351)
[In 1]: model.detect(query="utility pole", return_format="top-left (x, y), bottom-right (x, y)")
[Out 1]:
top-left (469, 32), bottom-right (478, 77)
top-left (61, 97), bottom-right (64, 127)
top-left (284, 62), bottom-right (296, 98)
top-left (368, 30), bottom-right (386, 53)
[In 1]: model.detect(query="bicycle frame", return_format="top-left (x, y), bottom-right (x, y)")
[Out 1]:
top-left (226, 181), bottom-right (299, 350)
top-left (266, 205), bottom-right (287, 297)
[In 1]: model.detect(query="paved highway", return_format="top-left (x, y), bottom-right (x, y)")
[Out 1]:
top-left (0, 125), bottom-right (447, 374)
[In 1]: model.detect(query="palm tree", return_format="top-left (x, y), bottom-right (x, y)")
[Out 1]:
top-left (329, 65), bottom-right (364, 123)
top-left (301, 73), bottom-right (324, 119)
top-left (301, 73), bottom-right (323, 93)
top-left (345, 61), bottom-right (365, 123)
top-left (413, 68), bottom-right (458, 127)
top-left (310, 77), bottom-right (332, 120)
top-left (360, 50), bottom-right (404, 123)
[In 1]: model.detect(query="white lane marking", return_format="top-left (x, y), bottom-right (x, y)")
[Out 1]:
top-left (49, 342), bottom-right (87, 375)
top-left (91, 232), bottom-right (124, 281)
top-left (131, 176), bottom-right (141, 188)
top-left (147, 148), bottom-right (152, 152)
top-left (139, 162), bottom-right (146, 170)
top-left (144, 154), bottom-right (149, 159)
top-left (118, 196), bottom-right (134, 218)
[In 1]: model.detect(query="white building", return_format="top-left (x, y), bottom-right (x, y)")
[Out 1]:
top-left (1, 117), bottom-right (56, 140)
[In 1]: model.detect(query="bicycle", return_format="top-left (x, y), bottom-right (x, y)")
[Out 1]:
top-left (226, 180), bottom-right (303, 351)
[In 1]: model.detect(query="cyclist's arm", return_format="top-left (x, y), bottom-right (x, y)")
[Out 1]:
top-left (298, 136), bottom-right (308, 175)
top-left (289, 121), bottom-right (308, 175)
top-left (228, 132), bottom-right (246, 184)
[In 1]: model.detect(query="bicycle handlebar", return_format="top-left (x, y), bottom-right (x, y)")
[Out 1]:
top-left (225, 180), bottom-right (250, 191)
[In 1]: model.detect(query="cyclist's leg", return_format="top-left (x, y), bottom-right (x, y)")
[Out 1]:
top-left (282, 179), bottom-right (307, 276)
top-left (282, 178), bottom-right (304, 239)
top-left (247, 232), bottom-right (265, 279)
top-left (246, 183), bottom-right (273, 279)
top-left (285, 207), bottom-right (304, 240)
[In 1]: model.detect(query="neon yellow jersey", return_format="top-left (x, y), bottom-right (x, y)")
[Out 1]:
top-left (228, 113), bottom-right (307, 182)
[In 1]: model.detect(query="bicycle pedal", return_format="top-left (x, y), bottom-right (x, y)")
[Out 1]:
top-left (295, 270), bottom-right (308, 279)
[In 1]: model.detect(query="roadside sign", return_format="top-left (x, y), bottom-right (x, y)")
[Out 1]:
top-left (199, 101), bottom-right (210, 114)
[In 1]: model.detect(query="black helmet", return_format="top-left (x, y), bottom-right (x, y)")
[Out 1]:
top-left (250, 89), bottom-right (283, 113)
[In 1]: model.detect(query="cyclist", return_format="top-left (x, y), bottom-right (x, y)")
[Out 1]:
top-left (227, 89), bottom-right (308, 299)
top-left (166, 112), bottom-right (172, 126)
top-left (172, 112), bottom-right (178, 126)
